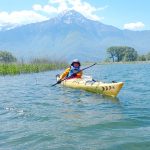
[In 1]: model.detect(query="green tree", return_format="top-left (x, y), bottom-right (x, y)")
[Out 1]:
top-left (123, 47), bottom-right (138, 61)
top-left (0, 51), bottom-right (17, 63)
top-left (115, 47), bottom-right (125, 62)
top-left (138, 55), bottom-right (146, 61)
top-left (107, 46), bottom-right (138, 62)
top-left (107, 47), bottom-right (116, 62)
top-left (146, 52), bottom-right (150, 60)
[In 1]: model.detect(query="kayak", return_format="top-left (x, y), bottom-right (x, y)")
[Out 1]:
top-left (56, 75), bottom-right (124, 97)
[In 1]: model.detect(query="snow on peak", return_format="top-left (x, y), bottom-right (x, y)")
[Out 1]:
top-left (55, 10), bottom-right (87, 24)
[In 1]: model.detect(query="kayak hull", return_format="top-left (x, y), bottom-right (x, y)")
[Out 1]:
top-left (57, 76), bottom-right (124, 97)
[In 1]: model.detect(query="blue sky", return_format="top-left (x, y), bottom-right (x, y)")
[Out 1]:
top-left (0, 0), bottom-right (149, 30)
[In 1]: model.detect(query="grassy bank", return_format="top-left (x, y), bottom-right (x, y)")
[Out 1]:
top-left (0, 62), bottom-right (68, 75)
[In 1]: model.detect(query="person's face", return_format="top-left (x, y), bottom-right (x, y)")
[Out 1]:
top-left (73, 62), bottom-right (79, 67)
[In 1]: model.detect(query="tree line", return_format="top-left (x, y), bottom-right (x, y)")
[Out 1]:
top-left (0, 48), bottom-right (150, 64)
top-left (0, 51), bottom-right (17, 63)
top-left (107, 46), bottom-right (150, 62)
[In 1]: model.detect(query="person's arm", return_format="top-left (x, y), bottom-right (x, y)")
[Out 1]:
top-left (60, 68), bottom-right (70, 80)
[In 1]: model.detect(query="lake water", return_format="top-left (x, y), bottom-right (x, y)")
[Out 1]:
top-left (0, 63), bottom-right (150, 150)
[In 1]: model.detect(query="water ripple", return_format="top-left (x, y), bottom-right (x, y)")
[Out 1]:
top-left (0, 64), bottom-right (150, 150)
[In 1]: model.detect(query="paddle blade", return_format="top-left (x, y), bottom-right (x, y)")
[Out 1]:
top-left (51, 83), bottom-right (58, 87)
top-left (51, 80), bottom-right (61, 87)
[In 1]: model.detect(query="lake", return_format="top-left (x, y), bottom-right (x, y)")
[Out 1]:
top-left (0, 63), bottom-right (150, 150)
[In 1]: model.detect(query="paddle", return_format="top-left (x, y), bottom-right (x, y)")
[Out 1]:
top-left (51, 63), bottom-right (97, 87)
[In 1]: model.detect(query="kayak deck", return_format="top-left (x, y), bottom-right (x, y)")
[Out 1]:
top-left (57, 76), bottom-right (124, 97)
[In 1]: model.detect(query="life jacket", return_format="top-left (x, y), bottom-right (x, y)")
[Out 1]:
top-left (68, 66), bottom-right (81, 78)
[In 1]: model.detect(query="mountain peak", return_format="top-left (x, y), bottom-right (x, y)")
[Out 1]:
top-left (59, 10), bottom-right (84, 17)
top-left (54, 10), bottom-right (87, 24)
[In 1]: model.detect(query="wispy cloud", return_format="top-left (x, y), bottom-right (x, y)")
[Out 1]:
top-left (123, 22), bottom-right (145, 30)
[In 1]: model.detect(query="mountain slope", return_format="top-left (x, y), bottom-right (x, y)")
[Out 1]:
top-left (0, 10), bottom-right (150, 61)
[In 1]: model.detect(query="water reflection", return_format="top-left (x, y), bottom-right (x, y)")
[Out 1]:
top-left (60, 87), bottom-right (121, 104)
top-left (57, 87), bottom-right (124, 128)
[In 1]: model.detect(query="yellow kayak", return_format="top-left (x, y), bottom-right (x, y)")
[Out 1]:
top-left (57, 75), bottom-right (124, 97)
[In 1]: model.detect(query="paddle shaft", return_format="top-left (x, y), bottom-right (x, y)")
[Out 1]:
top-left (51, 63), bottom-right (96, 87)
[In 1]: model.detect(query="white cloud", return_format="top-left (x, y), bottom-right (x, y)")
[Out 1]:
top-left (33, 0), bottom-right (106, 21)
top-left (0, 0), bottom-right (106, 30)
top-left (32, 4), bottom-right (42, 11)
top-left (123, 22), bottom-right (145, 30)
top-left (68, 0), bottom-right (101, 20)
top-left (0, 10), bottom-right (48, 30)
top-left (33, 4), bottom-right (58, 14)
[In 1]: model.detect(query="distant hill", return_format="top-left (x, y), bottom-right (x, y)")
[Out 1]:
top-left (0, 10), bottom-right (150, 61)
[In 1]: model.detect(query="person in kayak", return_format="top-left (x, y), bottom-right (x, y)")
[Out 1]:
top-left (59, 59), bottom-right (82, 81)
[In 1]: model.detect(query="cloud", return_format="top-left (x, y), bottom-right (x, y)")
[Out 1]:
top-left (123, 22), bottom-right (145, 30)
top-left (32, 4), bottom-right (42, 11)
top-left (33, 0), bottom-right (107, 21)
top-left (0, 0), bottom-right (106, 30)
top-left (33, 4), bottom-right (58, 14)
top-left (0, 10), bottom-right (48, 30)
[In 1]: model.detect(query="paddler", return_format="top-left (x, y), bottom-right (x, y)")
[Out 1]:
top-left (58, 59), bottom-right (82, 82)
